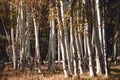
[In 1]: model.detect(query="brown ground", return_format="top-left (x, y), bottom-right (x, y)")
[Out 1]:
top-left (0, 63), bottom-right (120, 80)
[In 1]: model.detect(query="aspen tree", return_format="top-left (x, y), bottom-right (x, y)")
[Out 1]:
top-left (32, 9), bottom-right (41, 73)
top-left (86, 26), bottom-right (95, 77)
top-left (101, 0), bottom-right (108, 77)
top-left (69, 0), bottom-right (77, 75)
top-left (11, 28), bottom-right (17, 69)
top-left (56, 0), bottom-right (68, 77)
top-left (9, 1), bottom-right (17, 69)
top-left (74, 0), bottom-right (83, 74)
top-left (84, 0), bottom-right (95, 76)
top-left (60, 0), bottom-right (73, 75)
top-left (94, 0), bottom-right (103, 74)
top-left (48, 26), bottom-right (52, 70)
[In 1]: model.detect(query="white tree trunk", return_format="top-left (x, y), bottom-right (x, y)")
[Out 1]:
top-left (74, 27), bottom-right (83, 74)
top-left (19, 0), bottom-right (25, 70)
top-left (95, 0), bottom-right (103, 54)
top-left (9, 0), bottom-right (17, 69)
top-left (85, 21), bottom-right (95, 77)
top-left (56, 9), bottom-right (68, 76)
top-left (69, 1), bottom-right (77, 75)
top-left (11, 28), bottom-right (17, 69)
top-left (32, 12), bottom-right (41, 73)
top-left (95, 1), bottom-right (104, 74)
top-left (59, 29), bottom-right (68, 77)
top-left (86, 34), bottom-right (94, 77)
top-left (57, 30), bottom-right (61, 67)
top-left (75, 1), bottom-right (83, 74)
top-left (100, 3), bottom-right (108, 76)
top-left (102, 25), bottom-right (108, 77)
top-left (56, 0), bottom-right (69, 77)
top-left (60, 0), bottom-right (73, 75)
top-left (93, 26), bottom-right (102, 74)
top-left (26, 12), bottom-right (32, 71)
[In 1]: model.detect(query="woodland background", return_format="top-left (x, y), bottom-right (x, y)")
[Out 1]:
top-left (0, 0), bottom-right (120, 80)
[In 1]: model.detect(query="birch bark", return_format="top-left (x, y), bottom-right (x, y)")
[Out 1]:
top-left (60, 0), bottom-right (73, 75)
top-left (11, 28), bottom-right (17, 69)
top-left (32, 11), bottom-right (41, 73)
top-left (69, 0), bottom-right (77, 75)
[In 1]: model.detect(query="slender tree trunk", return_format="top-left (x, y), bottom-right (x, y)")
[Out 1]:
top-left (85, 19), bottom-right (95, 77)
top-left (86, 31), bottom-right (95, 77)
top-left (56, 0), bottom-right (69, 77)
top-left (74, 0), bottom-right (83, 74)
top-left (57, 30), bottom-right (61, 67)
top-left (26, 12), bottom-right (32, 71)
top-left (15, 14), bottom-right (19, 69)
top-left (91, 0), bottom-right (103, 72)
top-left (69, 0), bottom-right (77, 75)
top-left (11, 28), bottom-right (17, 69)
top-left (51, 8), bottom-right (56, 71)
top-left (56, 9), bottom-right (68, 77)
top-left (32, 12), bottom-right (41, 73)
top-left (102, 25), bottom-right (108, 77)
top-left (48, 22), bottom-right (52, 70)
top-left (95, 0), bottom-right (103, 54)
top-left (113, 7), bottom-right (119, 65)
top-left (19, 0), bottom-right (25, 70)
top-left (113, 37), bottom-right (117, 65)
top-left (101, 1), bottom-right (108, 76)
top-left (60, 0), bottom-right (73, 75)
top-left (9, 0), bottom-right (17, 70)
top-left (93, 26), bottom-right (102, 74)
top-left (82, 0), bottom-right (89, 71)
top-left (60, 30), bottom-right (68, 77)
top-left (74, 27), bottom-right (83, 74)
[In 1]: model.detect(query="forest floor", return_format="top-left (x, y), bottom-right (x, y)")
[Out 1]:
top-left (0, 61), bottom-right (120, 80)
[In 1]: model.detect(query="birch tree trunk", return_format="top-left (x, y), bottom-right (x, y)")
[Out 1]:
top-left (9, 0), bottom-right (17, 70)
top-left (95, 0), bottom-right (103, 54)
top-left (74, 0), bottom-right (83, 74)
top-left (113, 7), bottom-right (119, 65)
top-left (59, 30), bottom-right (68, 77)
top-left (56, 10), bottom-right (68, 77)
top-left (26, 12), bottom-right (32, 71)
top-left (55, 0), bottom-right (68, 77)
top-left (74, 27), bottom-right (83, 74)
top-left (94, 26), bottom-right (102, 74)
top-left (48, 2), bottom-right (56, 71)
top-left (11, 28), bottom-right (17, 69)
top-left (102, 25), bottom-right (108, 77)
top-left (57, 29), bottom-right (61, 67)
top-left (60, 0), bottom-right (73, 75)
top-left (69, 0), bottom-right (77, 75)
top-left (15, 13), bottom-right (19, 69)
top-left (113, 36), bottom-right (117, 65)
top-left (51, 8), bottom-right (56, 72)
top-left (90, 0), bottom-right (102, 75)
top-left (82, 2), bottom-right (95, 76)
top-left (85, 18), bottom-right (95, 77)
top-left (19, 0), bottom-right (26, 70)
top-left (86, 28), bottom-right (95, 77)
top-left (82, 0), bottom-right (88, 71)
top-left (48, 22), bottom-right (52, 70)
top-left (32, 12), bottom-right (41, 73)
top-left (101, 1), bottom-right (108, 77)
